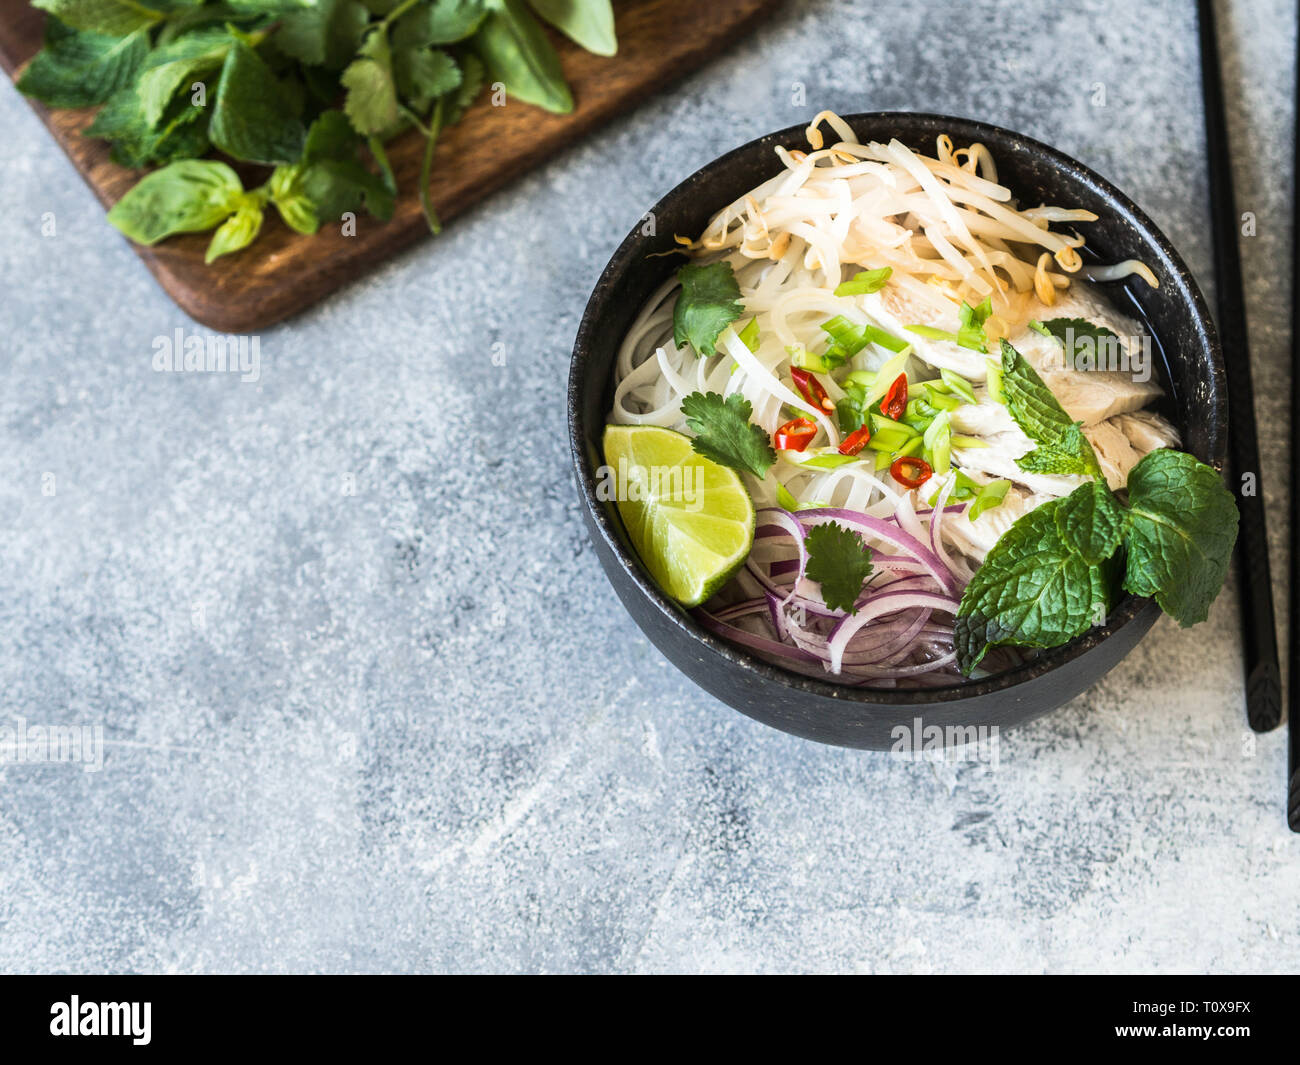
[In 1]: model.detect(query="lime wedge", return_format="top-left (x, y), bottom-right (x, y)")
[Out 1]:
top-left (601, 425), bottom-right (756, 607)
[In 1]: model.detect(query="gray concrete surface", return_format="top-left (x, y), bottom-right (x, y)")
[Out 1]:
top-left (0, 0), bottom-right (1295, 973)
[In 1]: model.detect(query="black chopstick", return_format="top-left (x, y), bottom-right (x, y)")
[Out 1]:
top-left (1197, 0), bottom-right (1282, 734)
top-left (1288, 0), bottom-right (1300, 832)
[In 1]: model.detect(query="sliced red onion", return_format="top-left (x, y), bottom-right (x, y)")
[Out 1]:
top-left (826, 590), bottom-right (960, 674)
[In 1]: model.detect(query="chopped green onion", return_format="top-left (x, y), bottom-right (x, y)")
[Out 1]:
top-left (969, 478), bottom-right (1012, 521)
top-left (906, 324), bottom-right (959, 343)
top-left (738, 317), bottom-right (760, 351)
top-left (896, 434), bottom-right (924, 458)
top-left (923, 410), bottom-right (951, 475)
top-left (866, 426), bottom-right (912, 452)
top-left (843, 369), bottom-right (877, 389)
top-left (821, 315), bottom-right (909, 355)
top-left (1029, 319), bottom-right (1051, 337)
top-left (939, 367), bottom-right (977, 404)
top-left (919, 385), bottom-right (961, 412)
top-left (986, 357), bottom-right (1004, 403)
top-left (870, 411), bottom-right (912, 436)
top-left (833, 266), bottom-right (892, 297)
top-left (789, 344), bottom-right (839, 373)
top-left (950, 434), bottom-right (989, 449)
top-left (950, 470), bottom-right (982, 501)
top-left (874, 450), bottom-right (893, 471)
top-left (797, 449), bottom-right (861, 470)
top-left (776, 482), bottom-right (799, 511)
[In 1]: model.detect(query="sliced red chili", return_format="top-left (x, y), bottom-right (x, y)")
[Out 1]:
top-left (890, 455), bottom-right (933, 488)
top-left (881, 373), bottom-right (908, 420)
top-left (838, 425), bottom-right (872, 456)
top-left (774, 417), bottom-right (817, 452)
top-left (790, 367), bottom-right (835, 413)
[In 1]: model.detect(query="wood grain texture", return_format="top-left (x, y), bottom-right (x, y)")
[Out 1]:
top-left (0, 0), bottom-right (781, 332)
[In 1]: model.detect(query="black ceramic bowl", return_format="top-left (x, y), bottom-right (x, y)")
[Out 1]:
top-left (569, 112), bottom-right (1226, 749)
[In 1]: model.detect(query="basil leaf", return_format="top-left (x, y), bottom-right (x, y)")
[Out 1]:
top-left (205, 193), bottom-right (266, 263)
top-left (1122, 449), bottom-right (1238, 626)
top-left (527, 0), bottom-right (616, 57)
top-left (210, 41), bottom-right (306, 164)
top-left (474, 0), bottom-right (573, 114)
top-left (106, 159), bottom-right (243, 245)
top-left (393, 0), bottom-right (487, 48)
top-left (17, 18), bottom-right (149, 108)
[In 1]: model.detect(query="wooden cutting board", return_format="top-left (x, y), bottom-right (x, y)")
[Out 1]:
top-left (1, 0), bottom-right (781, 332)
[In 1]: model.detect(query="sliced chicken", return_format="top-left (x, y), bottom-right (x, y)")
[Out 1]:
top-left (1115, 409), bottom-right (1179, 452)
top-left (930, 481), bottom-right (1057, 563)
top-left (862, 281), bottom-right (989, 380)
top-left (1038, 370), bottom-right (1163, 426)
top-left (1082, 419), bottom-right (1142, 491)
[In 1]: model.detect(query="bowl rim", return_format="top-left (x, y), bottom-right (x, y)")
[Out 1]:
top-left (568, 110), bottom-right (1226, 706)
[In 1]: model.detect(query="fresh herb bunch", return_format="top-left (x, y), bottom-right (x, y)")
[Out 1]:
top-left (953, 340), bottom-right (1239, 674)
top-left (18, 0), bottom-right (617, 262)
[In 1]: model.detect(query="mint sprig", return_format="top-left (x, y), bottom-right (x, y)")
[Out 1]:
top-left (956, 449), bottom-right (1238, 674)
top-left (998, 340), bottom-right (1102, 477)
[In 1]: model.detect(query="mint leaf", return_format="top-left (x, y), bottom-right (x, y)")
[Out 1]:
top-left (1122, 449), bottom-right (1238, 626)
top-left (17, 19), bottom-right (148, 108)
top-left (805, 521), bottom-right (874, 613)
top-left (528, 0), bottom-right (617, 57)
top-left (1039, 317), bottom-right (1120, 350)
top-left (276, 0), bottom-right (371, 69)
top-left (341, 27), bottom-right (401, 136)
top-left (955, 496), bottom-right (1115, 674)
top-left (210, 41), bottom-right (306, 164)
top-left (107, 159), bottom-right (243, 245)
top-left (680, 391), bottom-right (776, 480)
top-left (32, 0), bottom-right (164, 36)
top-left (673, 261), bottom-right (744, 358)
top-left (474, 0), bottom-right (573, 113)
top-left (999, 339), bottom-right (1101, 477)
top-left (136, 27), bottom-right (234, 127)
top-left (87, 84), bottom-right (211, 167)
top-left (1054, 480), bottom-right (1125, 566)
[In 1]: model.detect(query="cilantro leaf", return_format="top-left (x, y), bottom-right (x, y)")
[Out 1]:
top-left (679, 391), bottom-right (775, 480)
top-left (1122, 449), bottom-right (1238, 626)
top-left (394, 45), bottom-right (461, 112)
top-left (1054, 480), bottom-right (1125, 566)
top-left (955, 496), bottom-right (1116, 674)
top-left (999, 339), bottom-right (1101, 477)
top-left (17, 18), bottom-right (149, 108)
top-left (805, 521), bottom-right (874, 613)
top-left (341, 26), bottom-right (402, 136)
top-left (673, 261), bottom-right (744, 358)
top-left (210, 41), bottom-right (306, 165)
